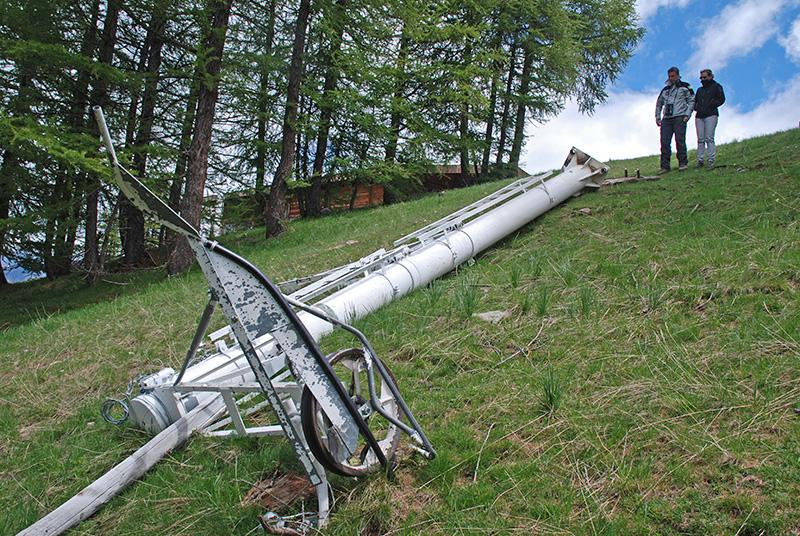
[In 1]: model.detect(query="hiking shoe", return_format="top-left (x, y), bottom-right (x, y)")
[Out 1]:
top-left (678, 164), bottom-right (688, 172)
top-left (696, 161), bottom-right (704, 169)
top-left (657, 168), bottom-right (669, 175)
top-left (706, 162), bottom-right (715, 170)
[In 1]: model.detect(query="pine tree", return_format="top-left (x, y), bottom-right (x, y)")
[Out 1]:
top-left (264, 0), bottom-right (312, 238)
top-left (168, 0), bottom-right (234, 274)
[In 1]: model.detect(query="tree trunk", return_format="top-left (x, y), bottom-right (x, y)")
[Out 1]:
top-left (50, 176), bottom-right (82, 278)
top-left (99, 200), bottom-right (119, 273)
top-left (301, 96), bottom-right (310, 182)
top-left (459, 104), bottom-right (472, 185)
top-left (264, 0), bottom-right (311, 238)
top-left (125, 5), bottom-right (166, 267)
top-left (72, 0), bottom-right (100, 281)
top-left (348, 182), bottom-right (358, 210)
top-left (294, 103), bottom-right (305, 217)
top-left (70, 0), bottom-right (100, 129)
top-left (51, 163), bottom-right (82, 278)
top-left (164, 74), bottom-right (199, 256)
top-left (118, 21), bottom-right (155, 267)
top-left (481, 70), bottom-right (499, 178)
top-left (0, 150), bottom-right (16, 286)
top-left (168, 0), bottom-right (234, 275)
top-left (459, 39), bottom-right (474, 186)
top-left (508, 41), bottom-right (532, 172)
top-left (296, 105), bottom-right (303, 180)
top-left (85, 0), bottom-right (122, 283)
top-left (495, 40), bottom-right (517, 169)
top-left (44, 169), bottom-right (73, 279)
top-left (0, 62), bottom-right (33, 286)
top-left (0, 236), bottom-right (7, 287)
top-left (64, 190), bottom-right (82, 265)
top-left (123, 43), bottom-right (148, 147)
top-left (254, 0), bottom-right (277, 217)
top-left (0, 61), bottom-right (32, 285)
top-left (384, 27), bottom-right (408, 164)
top-left (308, 0), bottom-right (346, 217)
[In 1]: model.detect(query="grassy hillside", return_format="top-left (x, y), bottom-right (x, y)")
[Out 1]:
top-left (2, 128), bottom-right (799, 534)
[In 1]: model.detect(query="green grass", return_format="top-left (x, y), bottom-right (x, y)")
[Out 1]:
top-left (539, 365), bottom-right (563, 416)
top-left (2, 128), bottom-right (800, 534)
top-left (0, 266), bottom-right (168, 330)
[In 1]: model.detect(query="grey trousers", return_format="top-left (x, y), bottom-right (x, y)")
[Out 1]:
top-left (660, 116), bottom-right (688, 170)
top-left (696, 115), bottom-right (719, 164)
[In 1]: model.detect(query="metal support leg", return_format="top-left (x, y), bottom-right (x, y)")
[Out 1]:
top-left (221, 390), bottom-right (247, 436)
top-left (174, 297), bottom-right (217, 386)
top-left (315, 483), bottom-right (330, 526)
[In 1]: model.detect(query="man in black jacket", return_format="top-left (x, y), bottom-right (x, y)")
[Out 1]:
top-left (694, 69), bottom-right (725, 169)
top-left (655, 67), bottom-right (695, 173)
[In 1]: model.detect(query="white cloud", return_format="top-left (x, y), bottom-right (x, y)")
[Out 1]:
top-left (779, 17), bottom-right (800, 63)
top-left (523, 76), bottom-right (800, 173)
top-left (687, 0), bottom-right (789, 74)
top-left (635, 0), bottom-right (693, 21)
top-left (522, 90), bottom-right (659, 172)
top-left (719, 74), bottom-right (800, 139)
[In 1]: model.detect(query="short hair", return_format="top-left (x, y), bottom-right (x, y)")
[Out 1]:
top-left (667, 66), bottom-right (680, 75)
top-left (701, 68), bottom-right (714, 78)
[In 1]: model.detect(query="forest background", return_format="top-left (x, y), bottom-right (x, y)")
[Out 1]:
top-left (0, 0), bottom-right (642, 283)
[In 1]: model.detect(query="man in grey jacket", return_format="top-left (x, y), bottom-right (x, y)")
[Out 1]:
top-left (655, 66), bottom-right (695, 173)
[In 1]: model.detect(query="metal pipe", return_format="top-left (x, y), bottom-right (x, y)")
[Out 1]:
top-left (94, 106), bottom-right (118, 165)
top-left (129, 148), bottom-right (607, 433)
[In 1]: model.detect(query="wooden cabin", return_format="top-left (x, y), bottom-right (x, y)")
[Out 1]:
top-left (221, 182), bottom-right (384, 234)
top-left (422, 164), bottom-right (530, 192)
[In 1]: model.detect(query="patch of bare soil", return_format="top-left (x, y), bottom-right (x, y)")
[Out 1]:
top-left (360, 516), bottom-right (385, 536)
top-left (241, 471), bottom-right (315, 511)
top-left (387, 467), bottom-right (438, 523)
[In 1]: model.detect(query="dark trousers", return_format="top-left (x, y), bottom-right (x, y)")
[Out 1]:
top-left (660, 116), bottom-right (688, 170)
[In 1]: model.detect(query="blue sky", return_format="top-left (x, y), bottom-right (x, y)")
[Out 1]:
top-left (524, 0), bottom-right (800, 171)
top-left (3, 263), bottom-right (36, 283)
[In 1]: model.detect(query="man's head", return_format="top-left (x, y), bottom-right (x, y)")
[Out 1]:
top-left (700, 69), bottom-right (714, 81)
top-left (667, 67), bottom-right (680, 84)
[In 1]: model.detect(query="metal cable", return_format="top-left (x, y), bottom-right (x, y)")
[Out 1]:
top-left (100, 375), bottom-right (144, 425)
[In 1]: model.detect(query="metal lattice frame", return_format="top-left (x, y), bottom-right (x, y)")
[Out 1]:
top-left (92, 107), bottom-right (435, 530)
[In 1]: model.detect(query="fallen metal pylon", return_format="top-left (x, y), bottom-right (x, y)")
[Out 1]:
top-left (19, 105), bottom-right (608, 536)
top-left (96, 107), bottom-right (437, 532)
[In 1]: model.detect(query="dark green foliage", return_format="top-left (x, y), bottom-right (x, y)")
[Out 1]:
top-left (0, 0), bottom-right (642, 282)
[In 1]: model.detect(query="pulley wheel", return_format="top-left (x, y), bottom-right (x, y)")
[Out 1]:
top-left (301, 348), bottom-right (401, 477)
